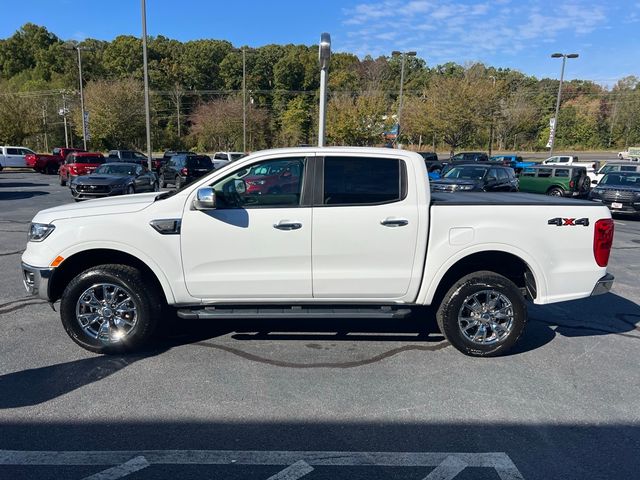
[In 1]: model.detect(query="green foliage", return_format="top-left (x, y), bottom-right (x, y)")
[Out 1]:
top-left (0, 23), bottom-right (637, 152)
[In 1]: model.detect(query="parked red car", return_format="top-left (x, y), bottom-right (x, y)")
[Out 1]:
top-left (26, 147), bottom-right (86, 174)
top-left (59, 152), bottom-right (106, 186)
top-left (243, 160), bottom-right (302, 195)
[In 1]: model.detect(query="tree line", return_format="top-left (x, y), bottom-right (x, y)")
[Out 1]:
top-left (0, 23), bottom-right (638, 154)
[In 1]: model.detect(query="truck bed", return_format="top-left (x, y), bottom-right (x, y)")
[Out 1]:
top-left (430, 192), bottom-right (598, 206)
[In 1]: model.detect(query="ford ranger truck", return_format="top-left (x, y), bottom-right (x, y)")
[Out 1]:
top-left (21, 147), bottom-right (615, 357)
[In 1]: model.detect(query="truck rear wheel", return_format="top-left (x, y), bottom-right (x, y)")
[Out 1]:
top-left (59, 264), bottom-right (163, 354)
top-left (436, 271), bottom-right (527, 357)
top-left (546, 187), bottom-right (563, 196)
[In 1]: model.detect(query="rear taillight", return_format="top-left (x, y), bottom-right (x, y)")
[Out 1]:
top-left (593, 218), bottom-right (614, 267)
top-left (180, 167), bottom-right (189, 176)
top-left (569, 180), bottom-right (575, 188)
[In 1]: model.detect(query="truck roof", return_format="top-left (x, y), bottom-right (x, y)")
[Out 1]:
top-left (245, 146), bottom-right (422, 159)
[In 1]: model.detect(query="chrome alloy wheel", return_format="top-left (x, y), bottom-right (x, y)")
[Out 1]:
top-left (457, 289), bottom-right (514, 345)
top-left (75, 283), bottom-right (138, 343)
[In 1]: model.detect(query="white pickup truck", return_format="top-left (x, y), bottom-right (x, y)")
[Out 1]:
top-left (21, 147), bottom-right (615, 357)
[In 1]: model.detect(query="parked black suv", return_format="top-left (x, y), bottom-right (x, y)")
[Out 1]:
top-left (431, 163), bottom-right (518, 192)
top-left (107, 150), bottom-right (149, 166)
top-left (450, 151), bottom-right (489, 163)
top-left (160, 153), bottom-right (214, 189)
top-left (590, 171), bottom-right (640, 216)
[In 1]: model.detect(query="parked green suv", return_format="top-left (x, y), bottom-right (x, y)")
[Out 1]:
top-left (518, 165), bottom-right (590, 197)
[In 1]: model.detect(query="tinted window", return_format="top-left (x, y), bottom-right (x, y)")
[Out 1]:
top-left (74, 155), bottom-right (104, 164)
top-left (497, 169), bottom-right (509, 180)
top-left (537, 168), bottom-right (552, 178)
top-left (211, 158), bottom-right (305, 208)
top-left (230, 153), bottom-right (246, 161)
top-left (214, 153), bottom-right (227, 160)
top-left (7, 148), bottom-right (20, 155)
top-left (554, 169), bottom-right (570, 177)
top-left (95, 164), bottom-right (136, 175)
top-left (621, 166), bottom-right (639, 172)
top-left (558, 157), bottom-right (570, 163)
top-left (444, 166), bottom-right (488, 180)
top-left (186, 156), bottom-right (213, 169)
top-left (323, 157), bottom-right (401, 205)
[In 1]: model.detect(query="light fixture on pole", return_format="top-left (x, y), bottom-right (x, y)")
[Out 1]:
top-left (318, 33), bottom-right (331, 147)
top-left (141, 0), bottom-right (153, 171)
top-left (549, 52), bottom-right (579, 155)
top-left (391, 50), bottom-right (417, 147)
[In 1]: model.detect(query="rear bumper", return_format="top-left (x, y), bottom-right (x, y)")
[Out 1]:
top-left (591, 273), bottom-right (614, 296)
top-left (21, 262), bottom-right (54, 301)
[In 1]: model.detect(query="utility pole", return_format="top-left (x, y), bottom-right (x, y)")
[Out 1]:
top-left (549, 52), bottom-right (579, 155)
top-left (61, 93), bottom-right (69, 148)
top-left (391, 51), bottom-right (417, 147)
top-left (42, 104), bottom-right (49, 152)
top-left (488, 75), bottom-right (496, 157)
top-left (75, 46), bottom-right (88, 150)
top-left (141, 0), bottom-right (153, 171)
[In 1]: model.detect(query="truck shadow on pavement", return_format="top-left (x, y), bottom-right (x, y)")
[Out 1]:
top-left (0, 191), bottom-right (49, 201)
top-left (0, 182), bottom-right (49, 188)
top-left (0, 294), bottom-right (636, 408)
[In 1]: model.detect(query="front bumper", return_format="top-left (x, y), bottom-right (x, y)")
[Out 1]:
top-left (591, 273), bottom-right (615, 296)
top-left (21, 262), bottom-right (54, 301)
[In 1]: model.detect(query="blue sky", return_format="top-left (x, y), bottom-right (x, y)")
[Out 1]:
top-left (2, 0), bottom-right (638, 85)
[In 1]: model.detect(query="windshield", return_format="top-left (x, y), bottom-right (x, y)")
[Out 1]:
top-left (443, 166), bottom-right (488, 180)
top-left (600, 173), bottom-right (640, 186)
top-left (247, 162), bottom-right (290, 176)
top-left (94, 164), bottom-right (137, 175)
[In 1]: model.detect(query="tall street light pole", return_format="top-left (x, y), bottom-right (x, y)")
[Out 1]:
top-left (549, 52), bottom-right (579, 155)
top-left (242, 47), bottom-right (247, 153)
top-left (318, 33), bottom-right (331, 147)
top-left (392, 50), bottom-right (416, 147)
top-left (141, 0), bottom-right (153, 171)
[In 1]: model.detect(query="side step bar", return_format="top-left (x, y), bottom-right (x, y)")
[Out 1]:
top-left (177, 306), bottom-right (413, 320)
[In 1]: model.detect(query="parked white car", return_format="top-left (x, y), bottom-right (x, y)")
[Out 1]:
top-left (591, 162), bottom-right (640, 185)
top-left (0, 145), bottom-right (36, 170)
top-left (21, 147), bottom-right (615, 357)
top-left (618, 148), bottom-right (640, 160)
top-left (212, 151), bottom-right (246, 169)
top-left (542, 155), bottom-right (598, 182)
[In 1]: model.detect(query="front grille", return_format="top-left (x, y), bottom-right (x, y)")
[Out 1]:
top-left (75, 184), bottom-right (110, 194)
top-left (602, 190), bottom-right (635, 202)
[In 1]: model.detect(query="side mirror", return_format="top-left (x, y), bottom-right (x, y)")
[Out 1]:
top-left (193, 187), bottom-right (216, 210)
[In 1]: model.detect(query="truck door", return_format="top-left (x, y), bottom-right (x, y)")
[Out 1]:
top-left (311, 155), bottom-right (419, 299)
top-left (181, 155), bottom-right (312, 299)
top-left (5, 148), bottom-right (24, 167)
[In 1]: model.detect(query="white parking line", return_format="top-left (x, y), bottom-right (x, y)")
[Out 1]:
top-left (423, 455), bottom-right (467, 479)
top-left (266, 460), bottom-right (314, 480)
top-left (81, 456), bottom-right (150, 480)
top-left (0, 449), bottom-right (525, 479)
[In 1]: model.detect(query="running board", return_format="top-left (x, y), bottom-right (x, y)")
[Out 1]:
top-left (177, 306), bottom-right (413, 320)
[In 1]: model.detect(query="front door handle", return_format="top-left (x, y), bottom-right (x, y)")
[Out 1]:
top-left (274, 221), bottom-right (302, 231)
top-left (381, 218), bottom-right (409, 227)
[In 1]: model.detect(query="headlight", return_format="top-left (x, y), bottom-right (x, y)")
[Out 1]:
top-left (456, 184), bottom-right (474, 191)
top-left (28, 223), bottom-right (55, 242)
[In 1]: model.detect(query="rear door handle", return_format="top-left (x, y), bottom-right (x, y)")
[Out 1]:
top-left (381, 218), bottom-right (409, 227)
top-left (274, 221), bottom-right (302, 231)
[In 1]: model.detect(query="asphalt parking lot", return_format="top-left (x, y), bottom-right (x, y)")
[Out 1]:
top-left (1, 169), bottom-right (639, 480)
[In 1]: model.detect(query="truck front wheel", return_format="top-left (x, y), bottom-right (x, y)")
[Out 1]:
top-left (436, 271), bottom-right (527, 357)
top-left (59, 264), bottom-right (162, 354)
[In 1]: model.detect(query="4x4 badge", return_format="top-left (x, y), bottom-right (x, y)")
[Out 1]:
top-left (548, 217), bottom-right (589, 227)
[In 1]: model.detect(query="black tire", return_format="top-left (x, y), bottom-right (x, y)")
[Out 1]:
top-left (127, 185), bottom-right (135, 195)
top-left (268, 186), bottom-right (282, 195)
top-left (436, 271), bottom-right (527, 357)
top-left (547, 187), bottom-right (563, 197)
top-left (59, 264), bottom-right (163, 354)
top-left (0, 164), bottom-right (3, 172)
top-left (47, 164), bottom-right (58, 175)
top-left (175, 175), bottom-right (182, 190)
top-left (159, 174), bottom-right (166, 188)
top-left (59, 175), bottom-right (66, 186)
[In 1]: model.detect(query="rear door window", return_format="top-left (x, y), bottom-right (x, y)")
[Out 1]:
top-left (537, 168), bottom-right (553, 178)
top-left (187, 156), bottom-right (213, 169)
top-left (323, 157), bottom-right (403, 205)
top-left (554, 169), bottom-right (569, 177)
top-left (7, 148), bottom-right (20, 155)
